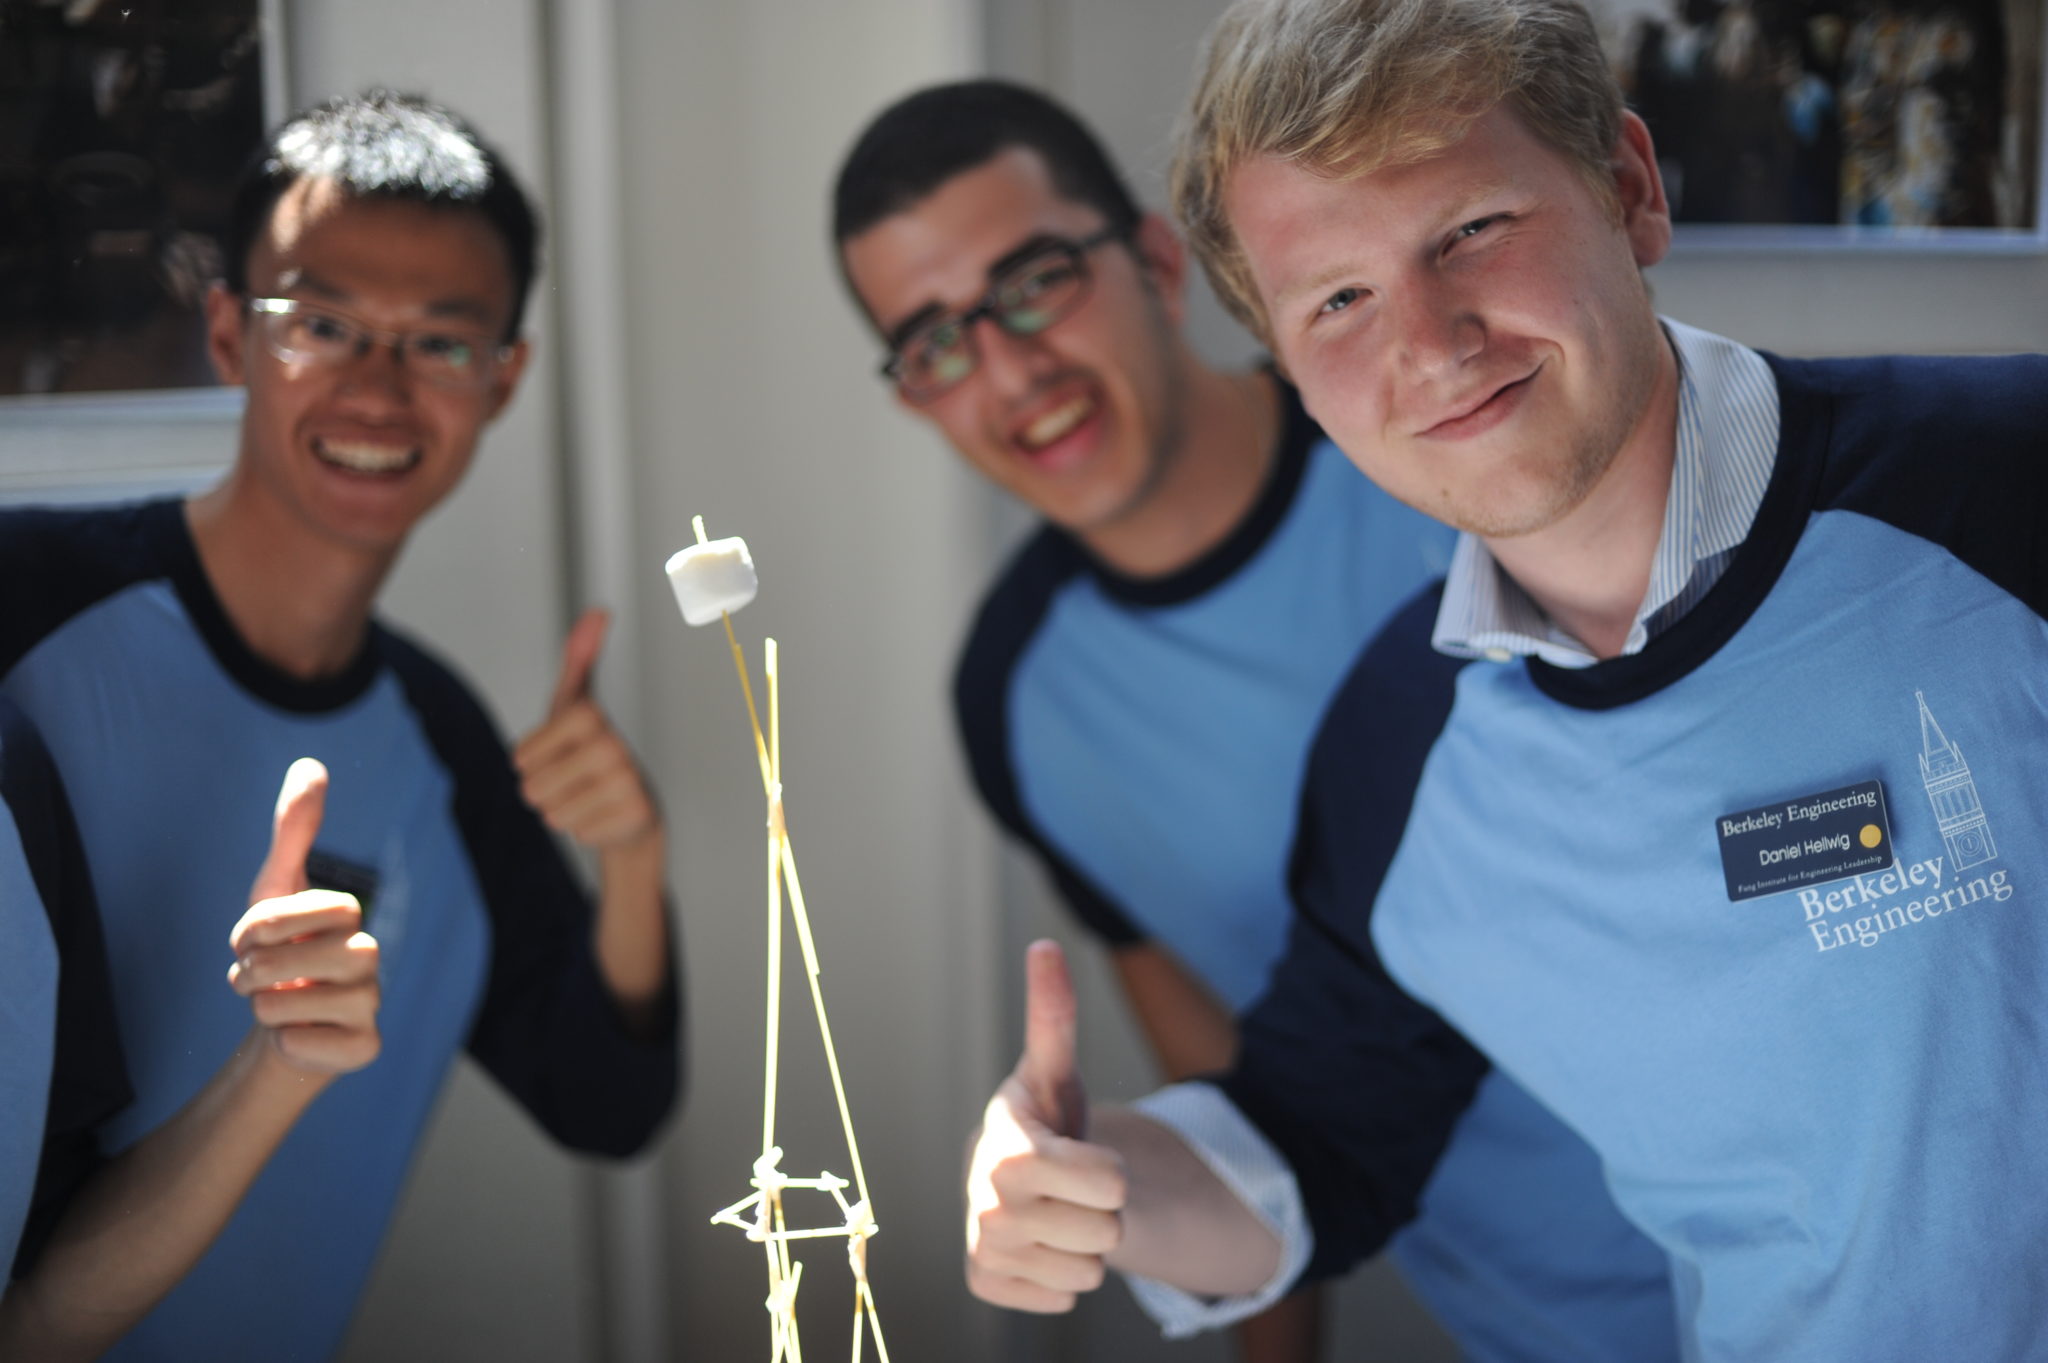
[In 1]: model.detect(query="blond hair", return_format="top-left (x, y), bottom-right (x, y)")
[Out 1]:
top-left (1171, 0), bottom-right (1624, 339)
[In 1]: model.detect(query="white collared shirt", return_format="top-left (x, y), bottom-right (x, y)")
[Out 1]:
top-left (1127, 320), bottom-right (1783, 1336)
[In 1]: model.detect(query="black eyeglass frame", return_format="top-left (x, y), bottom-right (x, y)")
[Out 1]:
top-left (878, 224), bottom-right (1128, 401)
top-left (243, 295), bottom-right (516, 389)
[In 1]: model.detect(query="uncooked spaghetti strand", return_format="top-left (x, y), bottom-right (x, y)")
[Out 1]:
top-left (777, 838), bottom-right (873, 1211)
top-left (860, 1280), bottom-right (890, 1363)
top-left (763, 814), bottom-right (786, 1154)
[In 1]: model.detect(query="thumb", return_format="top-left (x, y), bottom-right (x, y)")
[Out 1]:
top-left (1017, 939), bottom-right (1085, 1137)
top-left (547, 606), bottom-right (610, 719)
top-left (250, 758), bottom-right (327, 906)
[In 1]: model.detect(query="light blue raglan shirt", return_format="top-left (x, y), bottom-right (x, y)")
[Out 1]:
top-left (1147, 327), bottom-right (2048, 1359)
top-left (1135, 320), bottom-right (1767, 1337)
top-left (958, 379), bottom-right (1678, 1361)
top-left (0, 697), bottom-right (128, 1303)
top-left (0, 792), bottom-right (57, 1284)
top-left (0, 500), bottom-right (677, 1362)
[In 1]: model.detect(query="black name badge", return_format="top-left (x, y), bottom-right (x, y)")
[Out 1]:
top-left (1715, 780), bottom-right (1894, 902)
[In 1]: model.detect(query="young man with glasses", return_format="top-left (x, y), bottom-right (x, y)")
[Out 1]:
top-left (835, 80), bottom-right (1675, 1363)
top-left (960, 1), bottom-right (2048, 1358)
top-left (0, 91), bottom-right (679, 1359)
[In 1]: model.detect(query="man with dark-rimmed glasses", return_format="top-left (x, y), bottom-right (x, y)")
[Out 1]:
top-left (0, 90), bottom-right (679, 1359)
top-left (832, 79), bottom-right (1675, 1363)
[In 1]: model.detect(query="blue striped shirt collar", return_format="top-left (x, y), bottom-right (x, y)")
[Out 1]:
top-left (1432, 319), bottom-right (1780, 668)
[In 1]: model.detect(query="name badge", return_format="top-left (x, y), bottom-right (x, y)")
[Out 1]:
top-left (1715, 780), bottom-right (1893, 902)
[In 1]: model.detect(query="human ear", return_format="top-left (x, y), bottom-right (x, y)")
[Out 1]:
top-left (1611, 110), bottom-right (1672, 269)
top-left (204, 281), bottom-right (249, 386)
top-left (1131, 212), bottom-right (1190, 327)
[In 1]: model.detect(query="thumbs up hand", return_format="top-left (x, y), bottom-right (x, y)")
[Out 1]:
top-left (514, 607), bottom-right (660, 852)
top-left (1015, 936), bottom-right (1086, 1138)
top-left (227, 759), bottom-right (382, 1075)
top-left (965, 940), bottom-right (1128, 1313)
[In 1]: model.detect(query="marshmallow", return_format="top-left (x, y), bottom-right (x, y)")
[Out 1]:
top-left (665, 536), bottom-right (759, 625)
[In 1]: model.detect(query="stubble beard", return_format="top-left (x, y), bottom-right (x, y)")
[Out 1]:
top-left (1442, 329), bottom-right (1664, 541)
top-left (1075, 299), bottom-right (1191, 536)
top-left (1447, 427), bottom-right (1622, 539)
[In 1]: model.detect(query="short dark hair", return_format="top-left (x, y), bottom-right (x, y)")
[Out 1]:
top-left (223, 90), bottom-right (541, 339)
top-left (832, 79), bottom-right (1142, 247)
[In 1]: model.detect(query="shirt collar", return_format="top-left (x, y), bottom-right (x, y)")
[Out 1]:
top-left (1432, 318), bottom-right (1780, 668)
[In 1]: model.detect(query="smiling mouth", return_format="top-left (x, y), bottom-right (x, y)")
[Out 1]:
top-left (1016, 394), bottom-right (1098, 453)
top-left (1419, 370), bottom-right (1538, 439)
top-left (314, 437), bottom-right (422, 475)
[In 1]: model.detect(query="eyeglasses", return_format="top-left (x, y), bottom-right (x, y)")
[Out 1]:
top-left (881, 226), bottom-right (1124, 401)
top-left (245, 297), bottom-right (513, 389)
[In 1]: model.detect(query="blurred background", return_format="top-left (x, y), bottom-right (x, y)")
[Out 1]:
top-left (0, 0), bottom-right (2044, 1358)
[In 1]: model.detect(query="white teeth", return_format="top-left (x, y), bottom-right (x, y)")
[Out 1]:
top-left (1020, 396), bottom-right (1095, 450)
top-left (316, 439), bottom-right (418, 473)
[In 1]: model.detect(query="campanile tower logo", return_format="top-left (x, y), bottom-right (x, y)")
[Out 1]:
top-left (1917, 691), bottom-right (1997, 870)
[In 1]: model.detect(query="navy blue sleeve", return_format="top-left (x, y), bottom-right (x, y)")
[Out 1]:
top-left (1788, 352), bottom-right (2048, 620)
top-left (1218, 583), bottom-right (1488, 1285)
top-left (383, 633), bottom-right (680, 1159)
top-left (0, 700), bottom-right (131, 1278)
top-left (0, 501), bottom-right (166, 676)
top-left (954, 528), bottom-right (1147, 948)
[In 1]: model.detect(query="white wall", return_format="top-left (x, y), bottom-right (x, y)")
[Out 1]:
top-left (609, 0), bottom-right (1015, 1358)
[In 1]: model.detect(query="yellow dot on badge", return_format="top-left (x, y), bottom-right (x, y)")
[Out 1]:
top-left (1859, 824), bottom-right (1883, 849)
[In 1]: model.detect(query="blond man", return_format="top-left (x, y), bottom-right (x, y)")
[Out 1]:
top-left (962, 2), bottom-right (2048, 1358)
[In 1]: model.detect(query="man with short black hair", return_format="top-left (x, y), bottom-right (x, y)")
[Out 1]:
top-left (838, 79), bottom-right (1675, 1363)
top-left (0, 91), bottom-right (679, 1358)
